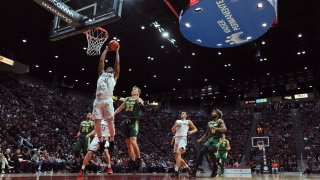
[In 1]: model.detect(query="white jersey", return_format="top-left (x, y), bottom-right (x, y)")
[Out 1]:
top-left (96, 72), bottom-right (116, 98)
top-left (174, 120), bottom-right (189, 137)
top-left (95, 120), bottom-right (110, 137)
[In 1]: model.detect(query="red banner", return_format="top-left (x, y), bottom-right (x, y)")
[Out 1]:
top-left (190, 0), bottom-right (200, 7)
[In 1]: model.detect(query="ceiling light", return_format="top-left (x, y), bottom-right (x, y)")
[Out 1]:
top-left (188, 66), bottom-right (191, 69)
top-left (217, 43), bottom-right (222, 46)
top-left (83, 47), bottom-right (87, 50)
top-left (184, 66), bottom-right (187, 69)
top-left (257, 3), bottom-right (263, 8)
top-left (153, 74), bottom-right (157, 78)
top-left (231, 78), bottom-right (234, 81)
top-left (192, 52), bottom-right (195, 56)
top-left (261, 41), bottom-right (266, 45)
top-left (123, 91), bottom-right (125, 93)
top-left (260, 58), bottom-right (263, 62)
top-left (161, 45), bottom-right (164, 48)
top-left (262, 23), bottom-right (267, 27)
top-left (63, 75), bottom-right (66, 78)
top-left (310, 85), bottom-right (313, 88)
top-left (246, 36), bottom-right (252, 40)
top-left (141, 26), bottom-right (145, 30)
top-left (55, 55), bottom-right (58, 59)
top-left (218, 51), bottom-right (222, 55)
top-left (151, 57), bottom-right (154, 60)
top-left (35, 65), bottom-right (39, 68)
top-left (224, 64), bottom-right (227, 67)
top-left (298, 33), bottom-right (303, 38)
top-left (228, 64), bottom-right (231, 66)
top-left (144, 85), bottom-right (147, 88)
top-left (264, 58), bottom-right (267, 61)
top-left (147, 56), bottom-right (151, 59)
top-left (178, 78), bottom-right (181, 81)
top-left (205, 78), bottom-right (208, 82)
top-left (49, 70), bottom-right (52, 73)
top-left (272, 90), bottom-right (275, 93)
top-left (298, 87), bottom-right (300, 90)
top-left (82, 68), bottom-right (85, 71)
top-left (116, 39), bottom-right (120, 42)
top-left (173, 88), bottom-right (175, 91)
top-left (129, 68), bottom-right (132, 71)
top-left (86, 83), bottom-right (89, 85)
top-left (302, 51), bottom-right (306, 54)
top-left (185, 22), bottom-right (191, 28)
top-left (196, 39), bottom-right (202, 43)
top-left (267, 73), bottom-right (270, 76)
top-left (304, 67), bottom-right (308, 70)
top-left (162, 32), bottom-right (169, 37)
top-left (297, 52), bottom-right (301, 55)
top-left (224, 96), bottom-right (227, 98)
top-left (75, 79), bottom-right (78, 82)
top-left (113, 37), bottom-right (117, 40)
top-left (22, 39), bottom-right (27, 43)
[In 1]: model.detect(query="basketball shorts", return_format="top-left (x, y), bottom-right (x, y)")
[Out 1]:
top-left (124, 119), bottom-right (139, 138)
top-left (173, 136), bottom-right (187, 153)
top-left (93, 98), bottom-right (115, 136)
top-left (88, 136), bottom-right (109, 152)
top-left (216, 150), bottom-right (228, 160)
top-left (75, 137), bottom-right (91, 153)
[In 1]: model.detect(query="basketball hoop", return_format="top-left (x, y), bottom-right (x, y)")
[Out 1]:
top-left (258, 144), bottom-right (264, 151)
top-left (84, 27), bottom-right (109, 56)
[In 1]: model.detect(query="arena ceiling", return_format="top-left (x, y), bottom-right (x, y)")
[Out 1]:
top-left (0, 0), bottom-right (319, 101)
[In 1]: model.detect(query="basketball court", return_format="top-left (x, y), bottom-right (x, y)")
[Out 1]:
top-left (1, 173), bottom-right (320, 180)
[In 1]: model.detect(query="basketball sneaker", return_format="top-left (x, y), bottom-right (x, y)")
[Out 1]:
top-left (185, 167), bottom-right (193, 177)
top-left (107, 167), bottom-right (113, 175)
top-left (171, 170), bottom-right (179, 177)
top-left (78, 169), bottom-right (84, 177)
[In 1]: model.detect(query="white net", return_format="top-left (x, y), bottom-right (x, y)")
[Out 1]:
top-left (84, 27), bottom-right (109, 56)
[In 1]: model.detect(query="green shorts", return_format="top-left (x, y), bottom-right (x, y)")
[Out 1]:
top-left (75, 137), bottom-right (90, 153)
top-left (124, 119), bottom-right (139, 138)
top-left (203, 138), bottom-right (220, 151)
top-left (216, 150), bottom-right (228, 160)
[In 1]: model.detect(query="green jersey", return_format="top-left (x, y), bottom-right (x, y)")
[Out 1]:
top-left (79, 120), bottom-right (94, 138)
top-left (207, 119), bottom-right (223, 141)
top-left (218, 139), bottom-right (229, 151)
top-left (121, 97), bottom-right (142, 120)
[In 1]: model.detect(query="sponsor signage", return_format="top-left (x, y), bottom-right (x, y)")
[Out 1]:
top-left (180, 0), bottom-right (276, 48)
top-left (294, 93), bottom-right (308, 99)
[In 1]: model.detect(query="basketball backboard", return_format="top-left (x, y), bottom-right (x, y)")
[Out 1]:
top-left (252, 136), bottom-right (269, 148)
top-left (48, 0), bottom-right (123, 41)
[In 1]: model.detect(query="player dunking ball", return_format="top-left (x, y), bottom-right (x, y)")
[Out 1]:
top-left (171, 112), bottom-right (198, 177)
top-left (93, 45), bottom-right (120, 154)
top-left (216, 133), bottom-right (231, 176)
top-left (114, 86), bottom-right (145, 172)
top-left (78, 119), bottom-right (113, 177)
top-left (192, 109), bottom-right (227, 177)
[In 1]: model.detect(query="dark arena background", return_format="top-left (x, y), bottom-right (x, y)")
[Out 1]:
top-left (0, 0), bottom-right (320, 179)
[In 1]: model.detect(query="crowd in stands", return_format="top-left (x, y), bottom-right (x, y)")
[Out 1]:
top-left (1, 71), bottom-right (320, 174)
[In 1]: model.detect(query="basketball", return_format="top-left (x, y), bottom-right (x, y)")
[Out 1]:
top-left (108, 40), bottom-right (119, 51)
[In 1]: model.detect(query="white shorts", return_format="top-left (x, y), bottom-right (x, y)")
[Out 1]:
top-left (173, 136), bottom-right (187, 153)
top-left (88, 136), bottom-right (110, 152)
top-left (93, 98), bottom-right (114, 120)
top-left (93, 98), bottom-right (115, 136)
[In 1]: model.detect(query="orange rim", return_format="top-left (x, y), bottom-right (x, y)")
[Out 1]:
top-left (83, 27), bottom-right (109, 41)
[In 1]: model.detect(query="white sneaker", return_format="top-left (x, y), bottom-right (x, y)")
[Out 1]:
top-left (1, 170), bottom-right (5, 174)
